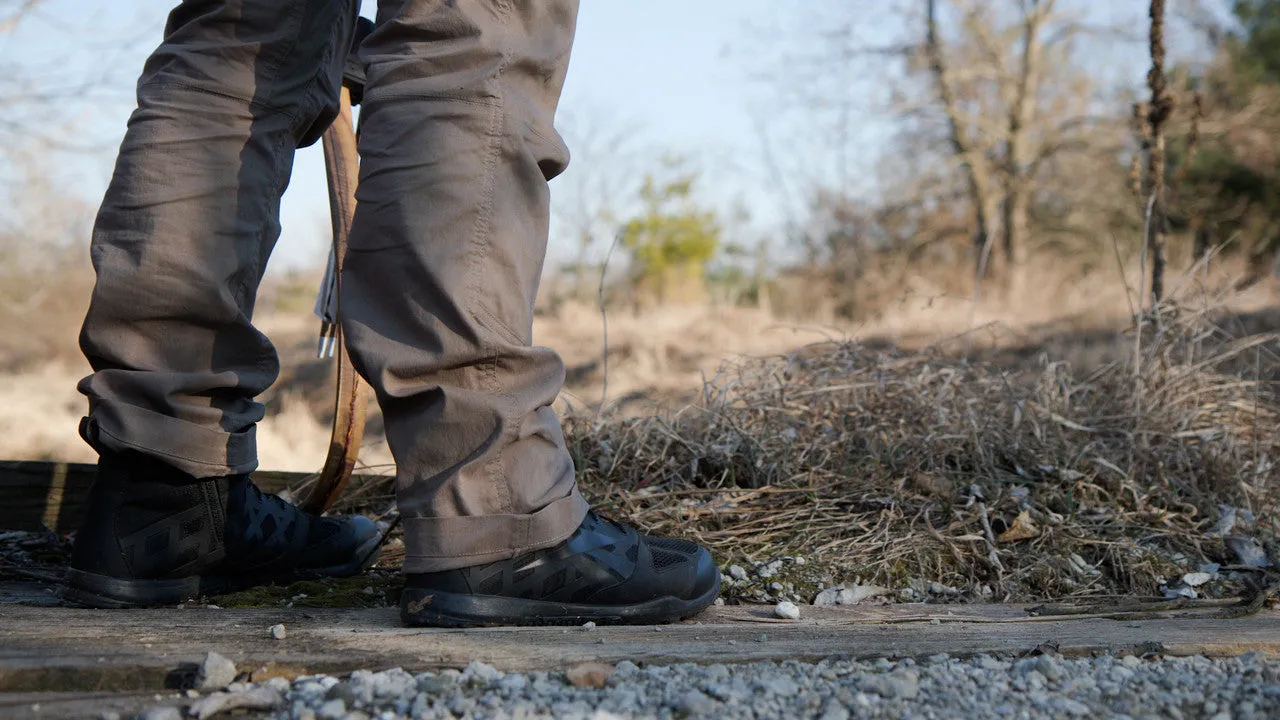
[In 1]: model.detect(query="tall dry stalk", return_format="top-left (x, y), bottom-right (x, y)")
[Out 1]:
top-left (1146, 0), bottom-right (1173, 304)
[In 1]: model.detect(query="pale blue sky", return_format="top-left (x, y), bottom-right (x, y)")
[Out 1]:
top-left (5, 0), bottom-right (828, 273)
top-left (5, 0), bottom-right (1157, 275)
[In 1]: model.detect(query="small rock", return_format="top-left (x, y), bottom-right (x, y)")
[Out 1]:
top-left (819, 700), bottom-right (850, 720)
top-left (269, 623), bottom-right (287, 640)
top-left (1182, 572), bottom-right (1213, 587)
top-left (138, 708), bottom-right (182, 720)
top-left (815, 585), bottom-right (888, 607)
top-left (1121, 655), bottom-right (1142, 669)
top-left (565, 662), bottom-right (615, 688)
top-left (195, 651), bottom-right (237, 690)
top-left (1162, 585), bottom-right (1197, 599)
top-left (975, 655), bottom-right (1005, 670)
top-left (1023, 669), bottom-right (1047, 689)
top-left (756, 633), bottom-right (768, 643)
top-left (316, 699), bottom-right (346, 720)
top-left (498, 673), bottom-right (528, 693)
top-left (370, 669), bottom-right (413, 700)
top-left (774, 601), bottom-right (801, 620)
top-left (728, 565), bottom-right (749, 582)
top-left (759, 676), bottom-right (800, 696)
top-left (416, 676), bottom-right (446, 695)
top-left (1013, 657), bottom-right (1039, 675)
top-left (794, 557), bottom-right (806, 565)
top-left (1226, 535), bottom-right (1271, 567)
top-left (1034, 655), bottom-right (1063, 681)
top-left (463, 661), bottom-right (503, 685)
top-left (841, 585), bottom-right (888, 605)
top-left (814, 587), bottom-right (841, 606)
top-left (98, 713), bottom-right (122, 720)
top-left (927, 582), bottom-right (960, 596)
top-left (265, 676), bottom-right (290, 693)
top-left (885, 670), bottom-right (920, 699)
top-left (325, 681), bottom-right (357, 707)
top-left (189, 687), bottom-right (284, 720)
top-left (581, 621), bottom-right (597, 630)
top-left (757, 560), bottom-right (783, 578)
top-left (1059, 698), bottom-right (1092, 716)
top-left (706, 683), bottom-right (741, 703)
top-left (675, 689), bottom-right (716, 715)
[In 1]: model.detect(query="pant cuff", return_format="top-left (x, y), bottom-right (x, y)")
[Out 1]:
top-left (401, 486), bottom-right (590, 573)
top-left (83, 402), bottom-right (258, 479)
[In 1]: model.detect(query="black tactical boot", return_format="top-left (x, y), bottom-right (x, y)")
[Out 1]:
top-left (400, 511), bottom-right (719, 627)
top-left (63, 450), bottom-right (381, 608)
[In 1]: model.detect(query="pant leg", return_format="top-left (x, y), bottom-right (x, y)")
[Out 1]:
top-left (344, 0), bottom-right (586, 572)
top-left (78, 0), bottom-right (358, 478)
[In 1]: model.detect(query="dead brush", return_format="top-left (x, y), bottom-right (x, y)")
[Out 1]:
top-left (566, 307), bottom-right (1279, 603)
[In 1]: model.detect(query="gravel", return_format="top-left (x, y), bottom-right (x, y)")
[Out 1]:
top-left (131, 651), bottom-right (1280, 719)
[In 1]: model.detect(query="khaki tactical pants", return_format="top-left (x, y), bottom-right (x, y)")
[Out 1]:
top-left (76, 0), bottom-right (588, 572)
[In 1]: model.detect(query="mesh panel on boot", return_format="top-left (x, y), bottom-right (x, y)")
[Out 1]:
top-left (651, 548), bottom-right (687, 571)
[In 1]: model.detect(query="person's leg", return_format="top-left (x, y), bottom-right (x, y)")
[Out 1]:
top-left (78, 0), bottom-right (352, 473)
top-left (344, 0), bottom-right (586, 574)
top-left (66, 0), bottom-right (379, 608)
top-left (345, 0), bottom-right (718, 626)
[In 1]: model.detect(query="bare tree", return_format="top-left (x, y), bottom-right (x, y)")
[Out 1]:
top-left (0, 0), bottom-right (43, 33)
top-left (918, 0), bottom-right (1137, 291)
top-left (1144, 0), bottom-right (1172, 304)
top-left (1, 0), bottom-right (152, 164)
top-left (923, 0), bottom-right (1000, 278)
top-left (758, 0), bottom-right (1143, 305)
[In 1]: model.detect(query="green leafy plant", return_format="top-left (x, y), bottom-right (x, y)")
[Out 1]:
top-left (620, 171), bottom-right (722, 304)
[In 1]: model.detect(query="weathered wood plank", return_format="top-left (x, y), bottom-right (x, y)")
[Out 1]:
top-left (0, 690), bottom-right (187, 720)
top-left (0, 461), bottom-right (384, 533)
top-left (0, 604), bottom-right (1276, 696)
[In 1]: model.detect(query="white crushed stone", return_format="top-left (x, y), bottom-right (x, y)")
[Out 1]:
top-left (194, 651), bottom-right (237, 690)
top-left (129, 651), bottom-right (1280, 720)
top-left (773, 601), bottom-right (801, 620)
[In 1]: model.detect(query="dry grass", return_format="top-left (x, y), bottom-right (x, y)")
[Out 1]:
top-left (566, 305), bottom-right (1280, 602)
top-left (1, 253), bottom-right (1276, 606)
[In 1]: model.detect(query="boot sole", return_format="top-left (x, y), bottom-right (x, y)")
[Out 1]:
top-left (399, 578), bottom-right (721, 628)
top-left (61, 531), bottom-right (384, 608)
